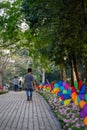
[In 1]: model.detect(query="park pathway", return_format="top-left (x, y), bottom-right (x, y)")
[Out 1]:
top-left (0, 91), bottom-right (62, 130)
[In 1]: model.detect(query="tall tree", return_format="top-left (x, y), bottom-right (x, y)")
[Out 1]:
top-left (22, 0), bottom-right (87, 84)
top-left (0, 49), bottom-right (10, 86)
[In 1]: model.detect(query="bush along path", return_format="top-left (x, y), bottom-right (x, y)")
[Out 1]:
top-left (0, 90), bottom-right (8, 95)
top-left (37, 80), bottom-right (87, 130)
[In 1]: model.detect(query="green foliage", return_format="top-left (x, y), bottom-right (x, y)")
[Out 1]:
top-left (45, 68), bottom-right (61, 82)
top-left (0, 0), bottom-right (27, 49)
top-left (22, 0), bottom-right (87, 82)
top-left (22, 0), bottom-right (87, 61)
top-left (0, 0), bottom-right (87, 84)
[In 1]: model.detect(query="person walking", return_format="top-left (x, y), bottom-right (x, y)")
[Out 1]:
top-left (13, 76), bottom-right (18, 91)
top-left (18, 80), bottom-right (22, 91)
top-left (24, 68), bottom-right (34, 101)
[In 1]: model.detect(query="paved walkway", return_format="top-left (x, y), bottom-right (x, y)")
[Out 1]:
top-left (0, 91), bottom-right (62, 130)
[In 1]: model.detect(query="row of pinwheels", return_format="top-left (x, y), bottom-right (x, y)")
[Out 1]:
top-left (37, 80), bottom-right (87, 126)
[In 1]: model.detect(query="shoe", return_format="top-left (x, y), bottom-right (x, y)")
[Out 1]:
top-left (30, 97), bottom-right (32, 101)
top-left (27, 96), bottom-right (30, 101)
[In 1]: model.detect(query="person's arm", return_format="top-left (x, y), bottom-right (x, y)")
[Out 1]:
top-left (33, 80), bottom-right (37, 90)
top-left (32, 76), bottom-right (35, 90)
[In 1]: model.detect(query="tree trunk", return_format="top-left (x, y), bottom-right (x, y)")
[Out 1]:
top-left (73, 58), bottom-right (80, 83)
top-left (61, 65), bottom-right (66, 81)
top-left (0, 71), bottom-right (3, 86)
top-left (71, 61), bottom-right (77, 86)
top-left (85, 65), bottom-right (87, 92)
top-left (71, 61), bottom-right (74, 86)
top-left (42, 69), bottom-right (45, 84)
top-left (84, 60), bottom-right (87, 85)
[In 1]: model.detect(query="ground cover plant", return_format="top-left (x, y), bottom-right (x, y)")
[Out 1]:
top-left (0, 90), bottom-right (8, 95)
top-left (38, 91), bottom-right (85, 130)
top-left (37, 80), bottom-right (87, 130)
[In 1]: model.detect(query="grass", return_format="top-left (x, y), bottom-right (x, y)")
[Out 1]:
top-left (37, 90), bottom-right (86, 130)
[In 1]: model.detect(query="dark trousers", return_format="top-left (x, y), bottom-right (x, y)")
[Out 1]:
top-left (26, 88), bottom-right (33, 99)
top-left (14, 85), bottom-right (18, 91)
